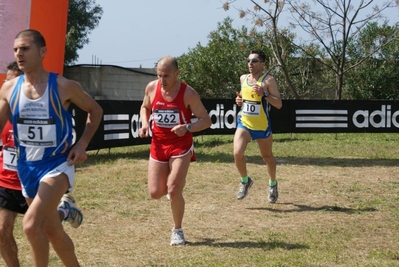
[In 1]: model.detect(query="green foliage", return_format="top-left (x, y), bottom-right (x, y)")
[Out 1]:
top-left (177, 15), bottom-right (335, 100)
top-left (344, 22), bottom-right (399, 100)
top-left (65, 0), bottom-right (103, 65)
top-left (178, 17), bottom-right (272, 99)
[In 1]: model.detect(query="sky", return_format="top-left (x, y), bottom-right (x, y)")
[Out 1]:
top-left (76, 0), bottom-right (251, 68)
top-left (76, 0), bottom-right (399, 68)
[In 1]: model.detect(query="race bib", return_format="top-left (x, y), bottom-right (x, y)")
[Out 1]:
top-left (17, 118), bottom-right (57, 147)
top-left (153, 109), bottom-right (180, 128)
top-left (242, 100), bottom-right (261, 116)
top-left (3, 145), bottom-right (17, 171)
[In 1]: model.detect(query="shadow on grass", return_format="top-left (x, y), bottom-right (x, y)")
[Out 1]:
top-left (195, 153), bottom-right (398, 168)
top-left (81, 148), bottom-right (150, 166)
top-left (194, 137), bottom-right (232, 148)
top-left (186, 238), bottom-right (308, 250)
top-left (274, 156), bottom-right (399, 168)
top-left (237, 155), bottom-right (399, 167)
top-left (82, 148), bottom-right (398, 168)
top-left (248, 203), bottom-right (377, 214)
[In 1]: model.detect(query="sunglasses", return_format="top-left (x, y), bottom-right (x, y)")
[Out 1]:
top-left (247, 58), bottom-right (263, 63)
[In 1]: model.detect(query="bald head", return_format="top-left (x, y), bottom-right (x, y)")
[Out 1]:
top-left (156, 56), bottom-right (180, 89)
top-left (157, 56), bottom-right (179, 71)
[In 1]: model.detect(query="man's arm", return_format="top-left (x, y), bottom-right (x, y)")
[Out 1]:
top-left (264, 76), bottom-right (282, 109)
top-left (138, 81), bottom-right (155, 138)
top-left (184, 87), bottom-right (211, 133)
top-left (0, 82), bottom-right (13, 134)
top-left (235, 74), bottom-right (246, 107)
top-left (59, 77), bottom-right (103, 164)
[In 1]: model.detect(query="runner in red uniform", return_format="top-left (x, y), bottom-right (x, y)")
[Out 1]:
top-left (150, 81), bottom-right (196, 162)
top-left (139, 56), bottom-right (211, 246)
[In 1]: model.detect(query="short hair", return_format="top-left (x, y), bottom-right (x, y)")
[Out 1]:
top-left (7, 61), bottom-right (20, 72)
top-left (15, 29), bottom-right (46, 48)
top-left (171, 58), bottom-right (179, 70)
top-left (156, 56), bottom-right (179, 70)
top-left (250, 49), bottom-right (266, 62)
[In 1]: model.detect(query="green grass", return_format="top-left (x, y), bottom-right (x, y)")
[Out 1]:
top-left (13, 133), bottom-right (399, 266)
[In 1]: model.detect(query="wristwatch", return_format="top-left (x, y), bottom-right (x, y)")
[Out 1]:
top-left (263, 91), bottom-right (270, 98)
top-left (186, 124), bottom-right (192, 132)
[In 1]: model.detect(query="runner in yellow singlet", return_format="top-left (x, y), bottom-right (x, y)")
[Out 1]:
top-left (234, 49), bottom-right (282, 203)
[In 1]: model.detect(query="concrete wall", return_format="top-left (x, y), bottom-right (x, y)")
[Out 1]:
top-left (64, 65), bottom-right (157, 101)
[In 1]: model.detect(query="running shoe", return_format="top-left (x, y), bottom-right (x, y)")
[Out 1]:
top-left (170, 228), bottom-right (185, 246)
top-left (236, 177), bottom-right (254, 200)
top-left (58, 194), bottom-right (83, 228)
top-left (268, 181), bottom-right (279, 203)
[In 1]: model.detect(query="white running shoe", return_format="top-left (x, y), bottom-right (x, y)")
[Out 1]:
top-left (236, 177), bottom-right (254, 200)
top-left (170, 228), bottom-right (185, 246)
top-left (58, 194), bottom-right (83, 228)
top-left (268, 181), bottom-right (279, 203)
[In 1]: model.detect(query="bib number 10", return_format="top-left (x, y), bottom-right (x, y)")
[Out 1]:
top-left (242, 101), bottom-right (261, 116)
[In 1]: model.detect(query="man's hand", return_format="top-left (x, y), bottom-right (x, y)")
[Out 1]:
top-left (139, 126), bottom-right (149, 138)
top-left (235, 92), bottom-right (243, 107)
top-left (171, 124), bottom-right (187, 137)
top-left (251, 83), bottom-right (263, 96)
top-left (67, 144), bottom-right (88, 166)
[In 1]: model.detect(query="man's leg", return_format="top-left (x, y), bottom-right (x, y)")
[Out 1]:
top-left (257, 135), bottom-right (276, 181)
top-left (148, 157), bottom-right (190, 246)
top-left (23, 173), bottom-right (79, 267)
top-left (44, 207), bottom-right (79, 267)
top-left (234, 128), bottom-right (254, 200)
top-left (233, 128), bottom-right (251, 178)
top-left (0, 207), bottom-right (20, 267)
top-left (257, 135), bottom-right (278, 203)
top-left (167, 153), bottom-right (191, 246)
top-left (167, 153), bottom-right (191, 230)
top-left (147, 159), bottom-right (169, 200)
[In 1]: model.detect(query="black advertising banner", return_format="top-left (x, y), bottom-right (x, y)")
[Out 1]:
top-left (281, 100), bottom-right (399, 133)
top-left (70, 101), bottom-right (150, 151)
top-left (70, 100), bottom-right (399, 151)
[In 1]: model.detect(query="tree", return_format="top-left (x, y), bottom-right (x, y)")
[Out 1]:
top-left (181, 11), bottom-right (326, 99)
top-left (223, 0), bottom-right (399, 100)
top-left (287, 0), bottom-right (399, 99)
top-left (65, 0), bottom-right (103, 65)
top-left (178, 17), bottom-right (272, 98)
top-left (344, 22), bottom-right (399, 99)
top-left (223, 0), bottom-right (302, 99)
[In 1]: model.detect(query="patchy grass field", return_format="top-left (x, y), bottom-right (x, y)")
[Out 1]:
top-left (13, 133), bottom-right (399, 266)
